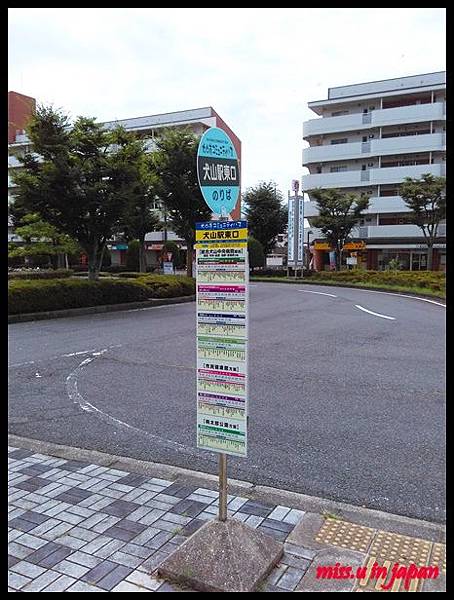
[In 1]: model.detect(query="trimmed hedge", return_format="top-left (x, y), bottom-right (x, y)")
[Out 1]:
top-left (8, 275), bottom-right (195, 315)
top-left (307, 270), bottom-right (445, 291)
top-left (8, 269), bottom-right (73, 280)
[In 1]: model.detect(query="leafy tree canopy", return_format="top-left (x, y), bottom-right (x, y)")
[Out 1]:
top-left (243, 181), bottom-right (287, 256)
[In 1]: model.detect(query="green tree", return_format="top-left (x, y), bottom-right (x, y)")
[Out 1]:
top-left (243, 182), bottom-right (287, 256)
top-left (153, 128), bottom-right (212, 277)
top-left (8, 213), bottom-right (80, 269)
top-left (247, 237), bottom-right (265, 272)
top-left (11, 105), bottom-right (148, 280)
top-left (126, 240), bottom-right (140, 271)
top-left (309, 188), bottom-right (369, 271)
top-left (122, 154), bottom-right (161, 272)
top-left (162, 241), bottom-right (183, 269)
top-left (400, 173), bottom-right (446, 270)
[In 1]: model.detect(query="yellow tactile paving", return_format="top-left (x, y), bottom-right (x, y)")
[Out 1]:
top-left (315, 518), bottom-right (375, 553)
top-left (313, 518), bottom-right (445, 592)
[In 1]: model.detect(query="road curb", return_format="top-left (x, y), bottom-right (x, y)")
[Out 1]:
top-left (8, 434), bottom-right (445, 543)
top-left (251, 278), bottom-right (446, 303)
top-left (8, 295), bottom-right (195, 323)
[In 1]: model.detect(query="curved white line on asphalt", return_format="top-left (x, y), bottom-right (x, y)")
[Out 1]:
top-left (298, 290), bottom-right (337, 298)
top-left (65, 349), bottom-right (215, 462)
top-left (354, 305), bottom-right (396, 320)
top-left (349, 287), bottom-right (446, 308)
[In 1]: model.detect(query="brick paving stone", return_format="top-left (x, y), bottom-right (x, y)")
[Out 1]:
top-left (103, 519), bottom-right (147, 543)
top-left (156, 581), bottom-right (181, 592)
top-left (14, 477), bottom-right (51, 493)
top-left (227, 497), bottom-right (249, 511)
top-left (43, 574), bottom-right (77, 591)
top-left (161, 512), bottom-right (192, 526)
top-left (149, 478), bottom-right (172, 487)
top-left (98, 488), bottom-right (124, 499)
top-left (267, 564), bottom-right (288, 585)
top-left (245, 514), bottom-right (264, 528)
top-left (130, 527), bottom-right (161, 547)
top-left (8, 529), bottom-right (24, 543)
top-left (144, 530), bottom-right (174, 550)
top-left (54, 486), bottom-right (93, 505)
top-left (194, 487), bottom-right (219, 498)
top-left (280, 552), bottom-right (311, 571)
top-left (97, 564), bottom-right (133, 591)
top-left (37, 545), bottom-right (74, 568)
top-left (21, 569), bottom-right (61, 592)
top-left (138, 508), bottom-right (166, 526)
top-left (66, 580), bottom-right (106, 591)
top-left (79, 513), bottom-right (108, 530)
top-left (284, 543), bottom-right (317, 560)
top-left (153, 519), bottom-right (184, 534)
top-left (18, 464), bottom-right (53, 476)
top-left (8, 571), bottom-right (32, 590)
top-left (152, 493), bottom-right (181, 506)
top-left (92, 515), bottom-right (123, 533)
top-left (8, 497), bottom-right (38, 511)
top-left (283, 508), bottom-right (305, 525)
top-left (103, 499), bottom-right (141, 518)
top-left (93, 539), bottom-right (126, 559)
top-left (121, 543), bottom-right (155, 560)
top-left (142, 483), bottom-right (168, 493)
top-left (9, 516), bottom-right (43, 533)
top-left (164, 483), bottom-right (199, 498)
top-left (41, 521), bottom-right (75, 541)
top-left (197, 511), bottom-right (215, 521)
top-left (202, 505), bottom-right (218, 515)
top-left (258, 525), bottom-right (289, 542)
top-left (42, 502), bottom-right (73, 518)
top-left (129, 490), bottom-right (157, 504)
top-left (144, 499), bottom-right (175, 512)
top-left (109, 482), bottom-right (141, 493)
top-left (109, 550), bottom-right (144, 568)
top-left (268, 505), bottom-right (292, 521)
top-left (54, 559), bottom-right (90, 578)
top-left (138, 550), bottom-right (170, 572)
top-left (69, 526), bottom-right (99, 542)
top-left (10, 560), bottom-right (47, 579)
top-left (180, 518), bottom-right (205, 537)
top-left (81, 559), bottom-right (119, 584)
top-left (127, 506), bottom-right (154, 522)
top-left (261, 518), bottom-right (295, 533)
top-left (88, 496), bottom-right (117, 511)
top-left (66, 550), bottom-right (104, 568)
top-left (59, 460), bottom-right (89, 472)
top-left (67, 505), bottom-right (96, 518)
top-left (8, 555), bottom-right (20, 569)
top-left (57, 510), bottom-right (86, 525)
top-left (240, 500), bottom-right (275, 518)
top-left (126, 570), bottom-right (163, 590)
top-left (8, 541), bottom-right (35, 559)
top-left (80, 535), bottom-right (113, 555)
top-left (111, 581), bottom-right (149, 591)
top-left (117, 473), bottom-right (149, 487)
top-left (171, 499), bottom-right (208, 518)
top-left (265, 583), bottom-right (285, 592)
top-left (276, 566), bottom-right (305, 591)
top-left (9, 449), bottom-right (34, 460)
top-left (54, 535), bottom-right (86, 550)
top-left (29, 517), bottom-right (62, 537)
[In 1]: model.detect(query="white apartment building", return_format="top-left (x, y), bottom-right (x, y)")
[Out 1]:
top-left (302, 72), bottom-right (446, 271)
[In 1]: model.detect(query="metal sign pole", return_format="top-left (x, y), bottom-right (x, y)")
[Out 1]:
top-left (218, 453), bottom-right (228, 521)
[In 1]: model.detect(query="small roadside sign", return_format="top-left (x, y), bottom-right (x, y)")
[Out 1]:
top-left (197, 128), bottom-right (240, 217)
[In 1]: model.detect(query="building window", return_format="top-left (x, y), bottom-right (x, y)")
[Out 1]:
top-left (330, 138), bottom-right (348, 145)
top-left (331, 110), bottom-right (348, 117)
top-left (330, 165), bottom-right (348, 173)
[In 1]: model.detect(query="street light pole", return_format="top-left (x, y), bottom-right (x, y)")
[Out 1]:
top-left (307, 230), bottom-right (312, 270)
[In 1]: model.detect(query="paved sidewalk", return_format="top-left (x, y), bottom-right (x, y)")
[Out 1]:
top-left (8, 443), bottom-right (446, 592)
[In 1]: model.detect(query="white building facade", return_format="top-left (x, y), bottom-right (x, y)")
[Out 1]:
top-left (302, 72), bottom-right (446, 271)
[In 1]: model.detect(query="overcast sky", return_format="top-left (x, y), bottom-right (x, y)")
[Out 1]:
top-left (9, 8), bottom-right (445, 200)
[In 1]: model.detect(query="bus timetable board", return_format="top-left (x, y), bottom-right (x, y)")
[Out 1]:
top-left (195, 220), bottom-right (248, 457)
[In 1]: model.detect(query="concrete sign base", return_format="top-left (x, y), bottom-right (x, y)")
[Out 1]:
top-left (157, 519), bottom-right (283, 592)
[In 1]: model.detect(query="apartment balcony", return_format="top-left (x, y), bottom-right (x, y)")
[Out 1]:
top-left (304, 196), bottom-right (413, 218)
top-left (302, 163), bottom-right (445, 190)
top-left (356, 223), bottom-right (446, 239)
top-left (303, 133), bottom-right (445, 164)
top-left (303, 102), bottom-right (445, 138)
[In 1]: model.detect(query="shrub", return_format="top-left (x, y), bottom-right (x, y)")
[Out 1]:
top-left (8, 275), bottom-right (196, 314)
top-left (103, 265), bottom-right (131, 273)
top-left (8, 269), bottom-right (73, 280)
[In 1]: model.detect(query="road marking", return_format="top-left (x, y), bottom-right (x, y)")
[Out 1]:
top-left (354, 305), bottom-right (396, 320)
top-left (350, 287), bottom-right (446, 307)
top-left (298, 290), bottom-right (337, 298)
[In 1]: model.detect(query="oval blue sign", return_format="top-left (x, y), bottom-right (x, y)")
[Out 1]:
top-left (197, 127), bottom-right (240, 217)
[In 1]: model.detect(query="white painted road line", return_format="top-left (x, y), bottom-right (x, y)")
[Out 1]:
top-left (299, 290), bottom-right (338, 298)
top-left (354, 305), bottom-right (396, 320)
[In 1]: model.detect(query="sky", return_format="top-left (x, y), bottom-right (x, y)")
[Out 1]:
top-left (8, 8), bottom-right (445, 201)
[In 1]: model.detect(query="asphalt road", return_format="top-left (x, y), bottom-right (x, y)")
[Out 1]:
top-left (8, 282), bottom-right (445, 523)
